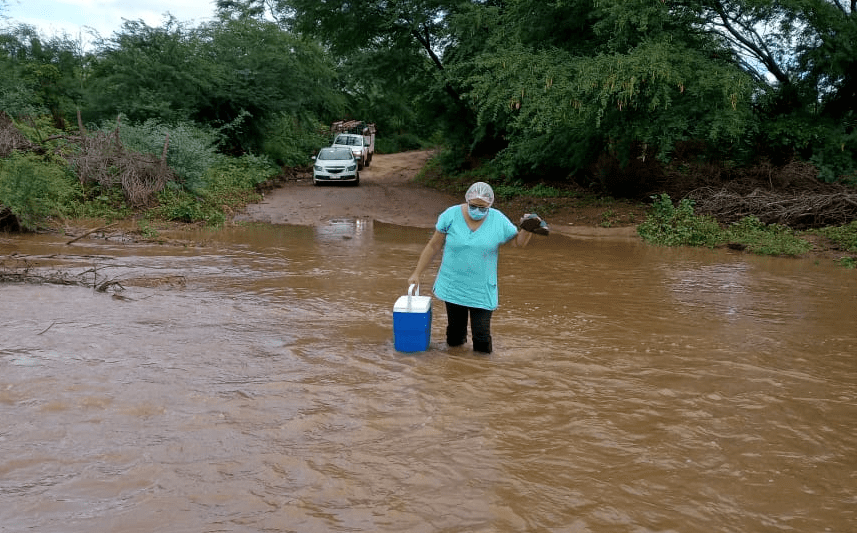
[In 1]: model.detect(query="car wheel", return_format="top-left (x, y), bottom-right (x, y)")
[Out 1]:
top-left (365, 154), bottom-right (371, 167)
top-left (353, 173), bottom-right (360, 186)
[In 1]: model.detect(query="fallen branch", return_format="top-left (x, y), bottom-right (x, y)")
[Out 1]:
top-left (2, 253), bottom-right (127, 295)
top-left (66, 222), bottom-right (119, 245)
top-left (38, 321), bottom-right (57, 335)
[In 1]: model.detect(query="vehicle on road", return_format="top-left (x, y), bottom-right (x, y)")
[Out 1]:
top-left (331, 133), bottom-right (370, 170)
top-left (312, 147), bottom-right (360, 186)
top-left (331, 121), bottom-right (375, 169)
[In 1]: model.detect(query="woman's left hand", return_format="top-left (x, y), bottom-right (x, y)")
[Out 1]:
top-left (519, 213), bottom-right (550, 235)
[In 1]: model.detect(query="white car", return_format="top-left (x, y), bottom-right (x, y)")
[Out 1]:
top-left (331, 133), bottom-right (369, 169)
top-left (312, 147), bottom-right (360, 186)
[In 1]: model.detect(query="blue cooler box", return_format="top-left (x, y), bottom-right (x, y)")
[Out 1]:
top-left (393, 285), bottom-right (432, 352)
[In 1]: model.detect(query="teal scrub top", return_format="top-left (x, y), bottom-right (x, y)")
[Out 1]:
top-left (432, 205), bottom-right (519, 310)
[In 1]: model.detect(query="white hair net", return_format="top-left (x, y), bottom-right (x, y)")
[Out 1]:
top-left (465, 182), bottom-right (495, 206)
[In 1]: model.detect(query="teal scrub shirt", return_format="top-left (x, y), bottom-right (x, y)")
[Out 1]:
top-left (432, 205), bottom-right (519, 310)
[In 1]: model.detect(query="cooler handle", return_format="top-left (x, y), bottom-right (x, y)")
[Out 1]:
top-left (407, 283), bottom-right (419, 312)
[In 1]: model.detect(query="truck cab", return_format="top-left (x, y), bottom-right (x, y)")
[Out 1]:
top-left (330, 121), bottom-right (375, 169)
top-left (332, 133), bottom-right (368, 170)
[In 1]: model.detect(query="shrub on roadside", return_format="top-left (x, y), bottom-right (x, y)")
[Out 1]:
top-left (147, 154), bottom-right (275, 226)
top-left (375, 133), bottom-right (423, 154)
top-left (262, 115), bottom-right (328, 167)
top-left (639, 193), bottom-right (822, 258)
top-left (110, 118), bottom-right (222, 194)
top-left (68, 183), bottom-right (132, 221)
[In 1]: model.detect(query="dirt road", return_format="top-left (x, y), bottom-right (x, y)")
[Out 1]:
top-left (238, 150), bottom-right (459, 228)
top-left (238, 150), bottom-right (643, 237)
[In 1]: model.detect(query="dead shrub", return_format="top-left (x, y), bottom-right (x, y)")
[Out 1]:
top-left (0, 111), bottom-right (40, 158)
top-left (2, 112), bottom-right (175, 207)
top-left (685, 160), bottom-right (857, 228)
top-left (68, 116), bottom-right (175, 207)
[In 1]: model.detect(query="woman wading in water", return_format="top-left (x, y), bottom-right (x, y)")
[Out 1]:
top-left (407, 181), bottom-right (549, 353)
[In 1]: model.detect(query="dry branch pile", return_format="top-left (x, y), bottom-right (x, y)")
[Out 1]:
top-left (676, 160), bottom-right (857, 229)
top-left (688, 187), bottom-right (857, 228)
top-left (2, 112), bottom-right (174, 208)
top-left (69, 118), bottom-right (174, 207)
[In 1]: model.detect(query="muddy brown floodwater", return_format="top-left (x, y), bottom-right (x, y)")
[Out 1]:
top-left (1, 152), bottom-right (856, 532)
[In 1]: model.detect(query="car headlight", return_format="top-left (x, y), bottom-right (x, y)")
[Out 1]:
top-left (314, 165), bottom-right (323, 171)
top-left (347, 164), bottom-right (357, 171)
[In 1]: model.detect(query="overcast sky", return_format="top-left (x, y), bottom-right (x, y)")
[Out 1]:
top-left (2, 0), bottom-right (218, 47)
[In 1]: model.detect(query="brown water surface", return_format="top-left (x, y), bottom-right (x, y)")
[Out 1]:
top-left (1, 222), bottom-right (855, 532)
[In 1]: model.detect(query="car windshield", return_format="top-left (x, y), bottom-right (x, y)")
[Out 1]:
top-left (334, 135), bottom-right (362, 146)
top-left (317, 148), bottom-right (353, 161)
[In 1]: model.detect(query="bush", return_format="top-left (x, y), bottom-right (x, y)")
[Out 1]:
top-left (203, 153), bottom-right (276, 193)
top-left (639, 194), bottom-right (817, 257)
top-left (0, 152), bottom-right (79, 230)
top-left (68, 183), bottom-right (132, 221)
top-left (637, 193), bottom-right (722, 247)
top-left (262, 115), bottom-right (328, 167)
top-left (375, 132), bottom-right (423, 154)
top-left (151, 187), bottom-right (214, 224)
top-left (148, 154), bottom-right (275, 226)
top-left (110, 118), bottom-right (223, 194)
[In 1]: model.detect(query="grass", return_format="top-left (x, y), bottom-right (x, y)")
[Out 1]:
top-left (812, 221), bottom-right (857, 253)
top-left (638, 194), bottom-right (856, 266)
top-left (810, 221), bottom-right (857, 268)
top-left (723, 215), bottom-right (812, 256)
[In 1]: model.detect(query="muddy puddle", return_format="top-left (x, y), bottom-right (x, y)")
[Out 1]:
top-left (2, 220), bottom-right (856, 532)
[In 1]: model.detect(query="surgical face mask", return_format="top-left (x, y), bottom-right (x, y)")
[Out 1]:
top-left (468, 204), bottom-right (489, 220)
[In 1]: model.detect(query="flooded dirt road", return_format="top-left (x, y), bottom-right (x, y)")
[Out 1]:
top-left (2, 155), bottom-right (856, 532)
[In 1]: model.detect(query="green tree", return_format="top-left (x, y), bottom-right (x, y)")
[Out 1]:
top-left (85, 18), bottom-right (200, 124)
top-left (222, 0), bottom-right (471, 141)
top-left (0, 25), bottom-right (86, 127)
top-left (687, 0), bottom-right (856, 180)
top-left (445, 1), bottom-right (753, 187)
top-left (85, 16), bottom-right (344, 155)
top-left (192, 16), bottom-right (345, 153)
top-left (259, 0), bottom-right (760, 183)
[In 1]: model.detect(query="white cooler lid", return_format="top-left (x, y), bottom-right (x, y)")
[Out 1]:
top-left (394, 294), bottom-right (432, 313)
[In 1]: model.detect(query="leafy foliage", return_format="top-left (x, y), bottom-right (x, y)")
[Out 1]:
top-left (0, 25), bottom-right (85, 127)
top-left (814, 221), bottom-right (857, 253)
top-left (69, 183), bottom-right (131, 221)
top-left (109, 118), bottom-right (223, 193)
top-left (262, 115), bottom-right (329, 166)
top-left (148, 153), bottom-right (274, 226)
top-left (2, 0), bottom-right (856, 233)
top-left (638, 193), bottom-right (723, 247)
top-left (84, 17), bottom-right (342, 157)
top-left (723, 215), bottom-right (812, 256)
top-left (639, 193), bottom-right (817, 256)
top-left (0, 152), bottom-right (78, 230)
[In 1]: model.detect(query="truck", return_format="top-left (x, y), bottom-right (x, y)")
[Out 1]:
top-left (331, 120), bottom-right (375, 170)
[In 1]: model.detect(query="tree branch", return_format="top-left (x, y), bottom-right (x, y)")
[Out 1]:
top-left (710, 1), bottom-right (790, 85)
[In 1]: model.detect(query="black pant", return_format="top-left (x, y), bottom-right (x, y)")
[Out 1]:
top-left (444, 301), bottom-right (493, 353)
